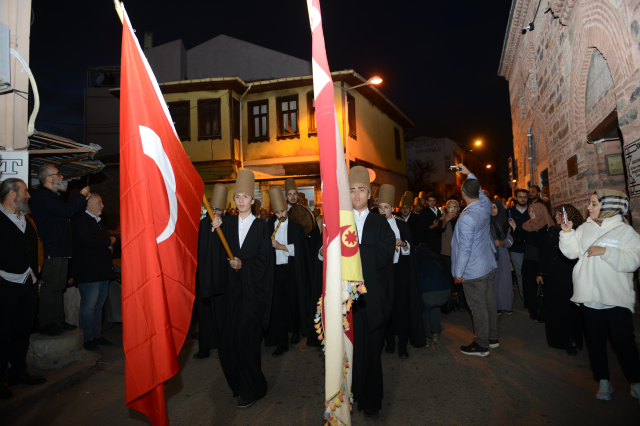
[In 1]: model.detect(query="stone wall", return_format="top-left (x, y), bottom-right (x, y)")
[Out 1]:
top-left (500, 0), bottom-right (640, 230)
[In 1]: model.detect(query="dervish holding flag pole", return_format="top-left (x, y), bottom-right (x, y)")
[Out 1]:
top-left (306, 1), bottom-right (396, 424)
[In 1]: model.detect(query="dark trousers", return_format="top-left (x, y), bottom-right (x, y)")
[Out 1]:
top-left (581, 305), bottom-right (640, 383)
top-left (523, 274), bottom-right (539, 320)
top-left (268, 265), bottom-right (294, 349)
top-left (440, 255), bottom-right (466, 310)
top-left (197, 296), bottom-right (217, 351)
top-left (39, 257), bottom-right (69, 327)
top-left (1, 278), bottom-right (38, 381)
top-left (463, 270), bottom-right (498, 349)
top-left (384, 264), bottom-right (410, 352)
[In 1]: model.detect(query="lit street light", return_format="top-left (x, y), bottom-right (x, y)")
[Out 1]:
top-left (333, 76), bottom-right (383, 171)
top-left (475, 140), bottom-right (482, 146)
top-left (486, 165), bottom-right (491, 168)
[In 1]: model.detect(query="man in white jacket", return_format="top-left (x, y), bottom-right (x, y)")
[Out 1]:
top-left (559, 189), bottom-right (640, 403)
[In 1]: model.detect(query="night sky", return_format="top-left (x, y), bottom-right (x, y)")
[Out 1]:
top-left (29, 0), bottom-right (515, 180)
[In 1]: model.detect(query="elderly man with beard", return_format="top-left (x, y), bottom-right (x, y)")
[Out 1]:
top-left (0, 179), bottom-right (46, 399)
top-left (30, 164), bottom-right (90, 336)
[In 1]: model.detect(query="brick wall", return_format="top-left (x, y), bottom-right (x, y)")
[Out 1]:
top-left (501, 0), bottom-right (640, 230)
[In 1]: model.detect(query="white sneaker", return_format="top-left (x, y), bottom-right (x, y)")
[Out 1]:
top-left (631, 383), bottom-right (640, 404)
top-left (596, 380), bottom-right (613, 401)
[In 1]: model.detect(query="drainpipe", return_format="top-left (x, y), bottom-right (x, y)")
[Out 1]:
top-left (238, 84), bottom-right (252, 170)
top-left (527, 127), bottom-right (533, 185)
top-left (10, 49), bottom-right (39, 141)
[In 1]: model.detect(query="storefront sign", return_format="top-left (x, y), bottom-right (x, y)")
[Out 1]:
top-left (623, 139), bottom-right (640, 197)
top-left (0, 151), bottom-right (29, 184)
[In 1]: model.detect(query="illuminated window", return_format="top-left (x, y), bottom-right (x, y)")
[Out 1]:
top-left (307, 92), bottom-right (317, 134)
top-left (276, 95), bottom-right (300, 140)
top-left (197, 99), bottom-right (221, 140)
top-left (167, 101), bottom-right (190, 141)
top-left (248, 100), bottom-right (269, 142)
top-left (347, 93), bottom-right (356, 139)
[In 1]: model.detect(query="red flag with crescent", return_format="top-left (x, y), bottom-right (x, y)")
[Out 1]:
top-left (119, 6), bottom-right (204, 425)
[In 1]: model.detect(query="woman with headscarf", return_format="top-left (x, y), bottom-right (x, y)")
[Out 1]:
top-left (509, 202), bottom-right (555, 321)
top-left (490, 200), bottom-right (514, 314)
top-left (537, 204), bottom-right (584, 356)
top-left (559, 190), bottom-right (640, 402)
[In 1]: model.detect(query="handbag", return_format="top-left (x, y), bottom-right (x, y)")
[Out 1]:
top-left (536, 283), bottom-right (545, 322)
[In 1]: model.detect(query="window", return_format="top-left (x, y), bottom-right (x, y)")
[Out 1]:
top-left (307, 92), bottom-right (317, 134)
top-left (347, 93), bottom-right (356, 139)
top-left (444, 155), bottom-right (452, 171)
top-left (394, 128), bottom-right (401, 160)
top-left (276, 95), bottom-right (300, 140)
top-left (167, 101), bottom-right (190, 141)
top-left (232, 98), bottom-right (240, 140)
top-left (248, 100), bottom-right (269, 142)
top-left (197, 99), bottom-right (221, 140)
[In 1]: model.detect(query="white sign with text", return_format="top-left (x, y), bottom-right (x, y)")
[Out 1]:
top-left (0, 151), bottom-right (29, 184)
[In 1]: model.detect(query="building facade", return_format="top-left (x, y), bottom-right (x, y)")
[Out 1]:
top-left (499, 0), bottom-right (640, 228)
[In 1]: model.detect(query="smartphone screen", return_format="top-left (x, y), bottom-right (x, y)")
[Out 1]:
top-left (508, 210), bottom-right (512, 219)
top-left (563, 207), bottom-right (567, 225)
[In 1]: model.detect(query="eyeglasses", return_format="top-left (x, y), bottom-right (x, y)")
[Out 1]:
top-left (47, 172), bottom-right (62, 178)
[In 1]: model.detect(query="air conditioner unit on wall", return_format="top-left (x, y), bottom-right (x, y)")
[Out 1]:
top-left (0, 22), bottom-right (10, 90)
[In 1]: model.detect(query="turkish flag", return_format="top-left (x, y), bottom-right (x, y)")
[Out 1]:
top-left (119, 7), bottom-right (204, 425)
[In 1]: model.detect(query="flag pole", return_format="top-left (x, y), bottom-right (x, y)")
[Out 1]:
top-left (112, 0), bottom-right (234, 261)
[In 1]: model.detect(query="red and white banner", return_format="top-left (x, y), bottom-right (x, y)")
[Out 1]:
top-left (306, 1), bottom-right (363, 425)
top-left (119, 6), bottom-right (204, 425)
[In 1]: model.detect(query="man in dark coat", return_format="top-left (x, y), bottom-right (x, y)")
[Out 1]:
top-left (0, 179), bottom-right (46, 399)
top-left (378, 186), bottom-right (426, 359)
top-left (418, 192), bottom-right (443, 252)
top-left (265, 186), bottom-right (313, 355)
top-left (400, 195), bottom-right (419, 241)
top-left (205, 170), bottom-right (274, 409)
top-left (30, 163), bottom-right (90, 336)
top-left (349, 166), bottom-right (395, 420)
top-left (193, 184), bottom-right (229, 360)
top-left (71, 194), bottom-right (114, 352)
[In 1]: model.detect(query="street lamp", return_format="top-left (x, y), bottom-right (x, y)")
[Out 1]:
top-left (334, 76), bottom-right (383, 171)
top-left (475, 140), bottom-right (482, 146)
top-left (486, 165), bottom-right (491, 168)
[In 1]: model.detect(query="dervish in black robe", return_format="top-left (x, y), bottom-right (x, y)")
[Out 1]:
top-left (403, 212), bottom-right (420, 243)
top-left (383, 218), bottom-right (426, 354)
top-left (198, 215), bottom-right (274, 402)
top-left (352, 211), bottom-right (395, 413)
top-left (195, 217), bottom-right (219, 354)
top-left (306, 235), bottom-right (324, 347)
top-left (265, 218), bottom-right (313, 348)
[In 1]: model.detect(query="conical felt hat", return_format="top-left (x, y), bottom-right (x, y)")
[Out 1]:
top-left (268, 187), bottom-right (288, 213)
top-left (378, 184), bottom-right (395, 207)
top-left (284, 178), bottom-right (297, 194)
top-left (400, 195), bottom-right (412, 207)
top-left (404, 191), bottom-right (414, 199)
top-left (234, 169), bottom-right (255, 197)
top-left (349, 166), bottom-right (371, 193)
top-left (211, 184), bottom-right (228, 211)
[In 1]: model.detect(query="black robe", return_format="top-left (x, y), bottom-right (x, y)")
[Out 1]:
top-left (198, 215), bottom-right (274, 401)
top-left (384, 219), bottom-right (426, 350)
top-left (265, 218), bottom-right (313, 347)
top-left (352, 212), bottom-right (395, 412)
top-left (404, 212), bottom-right (420, 243)
top-left (195, 217), bottom-right (220, 351)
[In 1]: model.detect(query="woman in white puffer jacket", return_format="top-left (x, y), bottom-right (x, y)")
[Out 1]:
top-left (559, 189), bottom-right (640, 403)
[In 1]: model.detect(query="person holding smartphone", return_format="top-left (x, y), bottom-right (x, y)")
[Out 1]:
top-left (439, 198), bottom-right (465, 312)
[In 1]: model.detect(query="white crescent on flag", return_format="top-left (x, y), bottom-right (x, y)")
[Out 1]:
top-left (139, 125), bottom-right (177, 244)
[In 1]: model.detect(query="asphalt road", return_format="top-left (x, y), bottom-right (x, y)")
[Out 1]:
top-left (4, 291), bottom-right (640, 426)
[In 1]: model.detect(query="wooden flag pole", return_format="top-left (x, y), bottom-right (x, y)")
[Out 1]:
top-left (202, 194), bottom-right (234, 260)
top-left (113, 1), bottom-right (234, 261)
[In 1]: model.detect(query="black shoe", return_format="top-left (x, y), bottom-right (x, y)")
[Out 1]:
top-left (384, 345), bottom-right (395, 354)
top-left (290, 334), bottom-right (300, 344)
top-left (505, 310), bottom-right (513, 315)
top-left (55, 321), bottom-right (77, 331)
top-left (7, 372), bottom-right (46, 386)
top-left (497, 310), bottom-right (502, 316)
top-left (460, 341), bottom-right (489, 357)
top-left (566, 347), bottom-right (578, 356)
top-left (83, 341), bottom-right (100, 352)
top-left (398, 349), bottom-right (409, 359)
top-left (238, 396), bottom-right (256, 408)
top-left (272, 346), bottom-right (288, 357)
top-left (39, 324), bottom-right (63, 336)
top-left (94, 336), bottom-right (113, 346)
top-left (363, 409), bottom-right (380, 419)
top-left (193, 349), bottom-right (210, 359)
top-left (489, 340), bottom-right (499, 349)
top-left (0, 382), bottom-right (12, 399)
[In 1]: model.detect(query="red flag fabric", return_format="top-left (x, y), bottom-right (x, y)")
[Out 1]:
top-left (119, 7), bottom-right (204, 425)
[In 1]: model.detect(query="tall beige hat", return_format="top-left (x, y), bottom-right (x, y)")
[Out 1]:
top-left (373, 187), bottom-right (380, 199)
top-left (284, 178), bottom-right (297, 194)
top-left (400, 195), bottom-right (412, 207)
top-left (378, 184), bottom-right (395, 207)
top-left (419, 191), bottom-right (427, 199)
top-left (268, 187), bottom-right (288, 212)
top-left (414, 197), bottom-right (420, 206)
top-left (234, 169), bottom-right (255, 197)
top-left (211, 184), bottom-right (229, 211)
top-left (349, 166), bottom-right (371, 193)
top-left (404, 191), bottom-right (414, 199)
